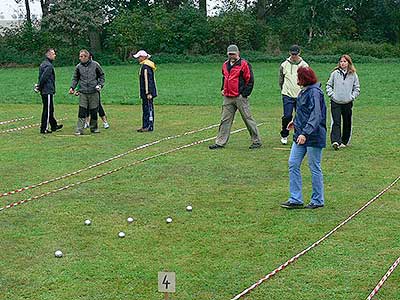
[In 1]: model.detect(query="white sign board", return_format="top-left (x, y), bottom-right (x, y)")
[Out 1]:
top-left (158, 272), bottom-right (176, 293)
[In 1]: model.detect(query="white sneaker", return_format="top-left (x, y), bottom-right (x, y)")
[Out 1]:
top-left (339, 143), bottom-right (346, 149)
top-left (281, 137), bottom-right (288, 145)
top-left (103, 122), bottom-right (110, 129)
top-left (332, 142), bottom-right (339, 150)
top-left (84, 122), bottom-right (90, 129)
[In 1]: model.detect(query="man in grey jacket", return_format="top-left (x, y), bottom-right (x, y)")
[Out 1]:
top-left (69, 49), bottom-right (105, 135)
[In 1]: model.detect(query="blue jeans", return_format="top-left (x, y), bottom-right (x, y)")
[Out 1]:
top-left (142, 98), bottom-right (154, 131)
top-left (288, 143), bottom-right (324, 206)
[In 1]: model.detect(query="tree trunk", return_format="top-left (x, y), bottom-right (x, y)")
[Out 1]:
top-left (199, 0), bottom-right (207, 16)
top-left (89, 30), bottom-right (102, 53)
top-left (40, 0), bottom-right (50, 18)
top-left (256, 0), bottom-right (266, 22)
top-left (24, 0), bottom-right (31, 24)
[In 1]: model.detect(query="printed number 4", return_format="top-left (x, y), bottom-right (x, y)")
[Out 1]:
top-left (162, 275), bottom-right (171, 289)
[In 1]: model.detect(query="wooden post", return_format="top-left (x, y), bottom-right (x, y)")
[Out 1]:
top-left (164, 292), bottom-right (169, 300)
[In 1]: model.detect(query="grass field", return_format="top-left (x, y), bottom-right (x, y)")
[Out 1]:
top-left (0, 62), bottom-right (399, 300)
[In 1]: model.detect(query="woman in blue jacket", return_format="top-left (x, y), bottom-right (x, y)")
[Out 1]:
top-left (281, 66), bottom-right (327, 209)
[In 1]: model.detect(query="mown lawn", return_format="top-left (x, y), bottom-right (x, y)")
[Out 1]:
top-left (0, 62), bottom-right (399, 300)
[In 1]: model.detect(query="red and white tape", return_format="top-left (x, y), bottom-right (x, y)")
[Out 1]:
top-left (366, 255), bottom-right (400, 300)
top-left (231, 176), bottom-right (400, 300)
top-left (0, 123), bottom-right (219, 198)
top-left (0, 116), bottom-right (33, 125)
top-left (0, 124), bottom-right (264, 212)
top-left (0, 117), bottom-right (67, 134)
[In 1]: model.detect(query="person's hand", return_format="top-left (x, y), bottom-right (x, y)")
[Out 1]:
top-left (95, 85), bottom-right (102, 92)
top-left (33, 84), bottom-right (39, 93)
top-left (69, 88), bottom-right (75, 94)
top-left (147, 94), bottom-right (153, 100)
top-left (74, 91), bottom-right (80, 96)
top-left (297, 134), bottom-right (306, 145)
top-left (221, 90), bottom-right (224, 96)
top-left (287, 121), bottom-right (294, 131)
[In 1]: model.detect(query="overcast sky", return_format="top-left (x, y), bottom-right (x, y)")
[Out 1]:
top-left (0, 0), bottom-right (221, 20)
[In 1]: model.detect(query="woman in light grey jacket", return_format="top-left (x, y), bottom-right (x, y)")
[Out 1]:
top-left (326, 54), bottom-right (360, 150)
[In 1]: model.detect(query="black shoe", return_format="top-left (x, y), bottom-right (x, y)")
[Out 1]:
top-left (52, 124), bottom-right (63, 132)
top-left (40, 130), bottom-right (52, 134)
top-left (209, 144), bottom-right (224, 150)
top-left (304, 203), bottom-right (324, 209)
top-left (249, 142), bottom-right (262, 149)
top-left (91, 128), bottom-right (100, 133)
top-left (280, 200), bottom-right (304, 209)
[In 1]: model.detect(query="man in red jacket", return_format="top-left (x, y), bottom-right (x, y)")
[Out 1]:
top-left (209, 44), bottom-right (262, 149)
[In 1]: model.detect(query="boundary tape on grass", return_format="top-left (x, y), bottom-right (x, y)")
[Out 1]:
top-left (0, 117), bottom-right (67, 134)
top-left (366, 255), bottom-right (400, 300)
top-left (231, 176), bottom-right (400, 300)
top-left (0, 116), bottom-right (33, 125)
top-left (0, 123), bottom-right (219, 198)
top-left (0, 123), bottom-right (264, 212)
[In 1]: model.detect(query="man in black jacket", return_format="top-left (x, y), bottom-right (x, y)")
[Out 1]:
top-left (36, 48), bottom-right (63, 134)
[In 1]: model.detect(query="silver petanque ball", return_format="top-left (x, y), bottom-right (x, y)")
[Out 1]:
top-left (186, 205), bottom-right (193, 212)
top-left (166, 217), bottom-right (173, 224)
top-left (84, 219), bottom-right (92, 226)
top-left (127, 217), bottom-right (135, 223)
top-left (118, 231), bottom-right (126, 238)
top-left (54, 250), bottom-right (63, 258)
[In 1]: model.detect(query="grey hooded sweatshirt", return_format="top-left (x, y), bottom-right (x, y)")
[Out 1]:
top-left (326, 69), bottom-right (360, 104)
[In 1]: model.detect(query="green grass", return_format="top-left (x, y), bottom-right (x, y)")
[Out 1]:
top-left (0, 62), bottom-right (399, 300)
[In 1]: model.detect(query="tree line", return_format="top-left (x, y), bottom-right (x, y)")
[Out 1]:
top-left (1, 0), bottom-right (399, 65)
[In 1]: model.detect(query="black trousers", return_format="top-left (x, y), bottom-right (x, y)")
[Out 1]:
top-left (330, 101), bottom-right (353, 145)
top-left (40, 94), bottom-right (58, 132)
top-left (280, 95), bottom-right (297, 138)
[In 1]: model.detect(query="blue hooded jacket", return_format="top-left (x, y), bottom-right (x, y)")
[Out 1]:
top-left (293, 83), bottom-right (326, 148)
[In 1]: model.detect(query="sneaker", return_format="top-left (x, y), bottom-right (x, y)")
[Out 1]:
top-left (91, 128), bottom-right (100, 133)
top-left (84, 122), bottom-right (90, 129)
top-left (281, 136), bottom-right (288, 145)
top-left (74, 131), bottom-right (83, 136)
top-left (304, 203), bottom-right (324, 209)
top-left (249, 142), bottom-right (262, 149)
top-left (40, 130), bottom-right (52, 134)
top-left (209, 144), bottom-right (224, 150)
top-left (52, 124), bottom-right (63, 132)
top-left (332, 142), bottom-right (339, 150)
top-left (137, 127), bottom-right (144, 132)
top-left (280, 200), bottom-right (304, 209)
top-left (103, 122), bottom-right (110, 129)
top-left (339, 143), bottom-right (346, 149)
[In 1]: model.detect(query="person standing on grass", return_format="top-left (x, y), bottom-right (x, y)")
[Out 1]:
top-left (326, 54), bottom-right (360, 150)
top-left (83, 51), bottom-right (110, 130)
top-left (209, 44), bottom-right (262, 150)
top-left (35, 48), bottom-right (63, 134)
top-left (69, 49), bottom-right (105, 135)
top-left (279, 45), bottom-right (308, 145)
top-left (133, 50), bottom-right (157, 132)
top-left (281, 66), bottom-right (326, 210)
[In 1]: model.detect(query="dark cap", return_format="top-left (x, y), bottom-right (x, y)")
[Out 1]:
top-left (289, 45), bottom-right (300, 55)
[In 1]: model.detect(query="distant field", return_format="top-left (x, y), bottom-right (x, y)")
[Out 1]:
top-left (0, 62), bottom-right (399, 106)
top-left (0, 62), bottom-right (399, 300)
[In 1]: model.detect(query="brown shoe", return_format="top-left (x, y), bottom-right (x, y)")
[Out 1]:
top-left (137, 127), bottom-right (144, 132)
